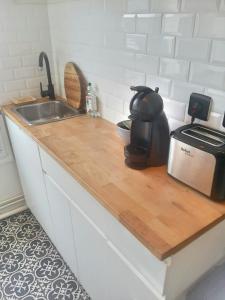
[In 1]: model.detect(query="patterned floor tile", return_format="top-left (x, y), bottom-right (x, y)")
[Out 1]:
top-left (0, 209), bottom-right (91, 300)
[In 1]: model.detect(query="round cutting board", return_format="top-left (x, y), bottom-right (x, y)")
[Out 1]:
top-left (64, 62), bottom-right (86, 109)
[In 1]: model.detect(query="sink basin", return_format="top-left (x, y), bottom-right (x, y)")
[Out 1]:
top-left (12, 100), bottom-right (85, 125)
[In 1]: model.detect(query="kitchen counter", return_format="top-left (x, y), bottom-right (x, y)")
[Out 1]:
top-left (3, 103), bottom-right (225, 260)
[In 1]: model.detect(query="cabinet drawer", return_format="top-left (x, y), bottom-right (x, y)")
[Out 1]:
top-left (39, 146), bottom-right (167, 295)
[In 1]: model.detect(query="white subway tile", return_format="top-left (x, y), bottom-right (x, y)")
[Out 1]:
top-left (211, 40), bottom-right (225, 64)
top-left (160, 58), bottom-right (189, 80)
top-left (105, 0), bottom-right (126, 13)
top-left (0, 45), bottom-right (8, 57)
top-left (26, 77), bottom-right (46, 89)
top-left (170, 81), bottom-right (204, 103)
top-left (205, 88), bottom-right (225, 113)
top-left (123, 69), bottom-right (145, 86)
top-left (200, 112), bottom-right (222, 129)
top-left (162, 14), bottom-right (195, 37)
top-left (1, 57), bottom-right (21, 69)
top-left (220, 0), bottom-right (225, 11)
top-left (105, 32), bottom-right (125, 49)
top-left (89, 31), bottom-right (105, 47)
top-left (0, 70), bottom-right (14, 81)
top-left (20, 88), bottom-right (40, 98)
top-left (189, 62), bottom-right (225, 90)
top-left (0, 92), bottom-right (21, 105)
top-left (168, 118), bottom-right (186, 132)
top-left (151, 0), bottom-right (179, 12)
top-left (102, 92), bottom-right (124, 114)
top-left (163, 97), bottom-right (186, 121)
top-left (9, 43), bottom-right (32, 56)
top-left (115, 51), bottom-right (136, 69)
top-left (181, 0), bottom-right (220, 12)
top-left (175, 38), bottom-right (210, 61)
top-left (148, 36), bottom-right (175, 57)
top-left (4, 80), bottom-right (26, 92)
top-left (125, 34), bottom-right (147, 52)
top-left (101, 105), bottom-right (127, 124)
top-left (96, 77), bottom-right (132, 101)
top-left (121, 14), bottom-right (136, 33)
top-left (2, 16), bottom-right (27, 31)
top-left (17, 30), bottom-right (40, 42)
top-left (146, 75), bottom-right (171, 97)
top-left (14, 67), bottom-right (37, 79)
top-left (136, 14), bottom-right (161, 35)
top-left (22, 55), bottom-right (39, 67)
top-left (123, 100), bottom-right (131, 116)
top-left (0, 32), bottom-right (17, 43)
top-left (195, 14), bottom-right (225, 38)
top-left (135, 54), bottom-right (159, 74)
top-left (127, 0), bottom-right (149, 13)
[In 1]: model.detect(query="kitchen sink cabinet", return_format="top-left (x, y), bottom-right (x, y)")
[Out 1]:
top-left (5, 117), bottom-right (52, 236)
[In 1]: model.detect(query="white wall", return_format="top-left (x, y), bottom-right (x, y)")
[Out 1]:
top-left (0, 0), bottom-right (53, 105)
top-left (48, 0), bottom-right (225, 132)
top-left (0, 0), bottom-right (52, 204)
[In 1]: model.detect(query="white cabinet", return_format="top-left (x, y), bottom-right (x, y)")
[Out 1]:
top-left (70, 201), bottom-right (110, 300)
top-left (5, 117), bottom-right (52, 235)
top-left (6, 116), bottom-right (225, 300)
top-left (70, 197), bottom-right (161, 300)
top-left (43, 173), bottom-right (78, 275)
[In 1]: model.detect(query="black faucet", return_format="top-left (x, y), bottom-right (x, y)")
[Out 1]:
top-left (39, 51), bottom-right (55, 100)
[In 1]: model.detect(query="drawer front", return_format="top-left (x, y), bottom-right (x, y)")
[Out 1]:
top-left (39, 146), bottom-right (168, 295)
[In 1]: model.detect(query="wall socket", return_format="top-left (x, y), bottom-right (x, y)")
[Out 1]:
top-left (188, 93), bottom-right (212, 122)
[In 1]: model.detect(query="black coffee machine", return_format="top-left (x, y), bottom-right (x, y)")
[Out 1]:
top-left (124, 86), bottom-right (170, 169)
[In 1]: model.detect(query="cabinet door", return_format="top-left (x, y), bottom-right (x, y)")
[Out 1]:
top-left (106, 241), bottom-right (161, 300)
top-left (70, 202), bottom-right (110, 300)
top-left (44, 174), bottom-right (78, 276)
top-left (70, 201), bottom-right (161, 300)
top-left (6, 117), bottom-right (52, 235)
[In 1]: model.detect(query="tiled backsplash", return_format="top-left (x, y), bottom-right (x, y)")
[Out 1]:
top-left (47, 0), bottom-right (225, 131)
top-left (0, 0), bottom-right (52, 106)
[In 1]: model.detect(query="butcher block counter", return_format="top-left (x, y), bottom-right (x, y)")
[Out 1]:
top-left (3, 103), bottom-right (225, 261)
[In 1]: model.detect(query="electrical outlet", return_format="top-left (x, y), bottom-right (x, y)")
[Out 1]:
top-left (188, 93), bottom-right (212, 122)
top-left (223, 112), bottom-right (225, 128)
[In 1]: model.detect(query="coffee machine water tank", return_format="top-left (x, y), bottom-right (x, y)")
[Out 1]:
top-left (124, 86), bottom-right (170, 169)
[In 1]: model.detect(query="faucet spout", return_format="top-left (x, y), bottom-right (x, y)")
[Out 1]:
top-left (39, 51), bottom-right (55, 100)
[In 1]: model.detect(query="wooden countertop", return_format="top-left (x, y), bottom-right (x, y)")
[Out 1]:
top-left (3, 103), bottom-right (225, 260)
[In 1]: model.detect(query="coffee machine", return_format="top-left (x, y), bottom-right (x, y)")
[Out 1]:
top-left (124, 86), bottom-right (170, 169)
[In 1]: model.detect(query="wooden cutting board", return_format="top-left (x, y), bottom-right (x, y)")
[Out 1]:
top-left (64, 62), bottom-right (86, 109)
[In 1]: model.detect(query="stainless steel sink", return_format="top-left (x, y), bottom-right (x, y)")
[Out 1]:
top-left (12, 100), bottom-right (85, 125)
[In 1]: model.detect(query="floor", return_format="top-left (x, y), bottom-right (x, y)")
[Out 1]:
top-left (0, 209), bottom-right (91, 300)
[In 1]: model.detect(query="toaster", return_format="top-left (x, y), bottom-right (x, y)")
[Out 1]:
top-left (168, 124), bottom-right (225, 201)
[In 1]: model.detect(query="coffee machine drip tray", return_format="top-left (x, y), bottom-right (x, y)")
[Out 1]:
top-left (182, 126), bottom-right (225, 147)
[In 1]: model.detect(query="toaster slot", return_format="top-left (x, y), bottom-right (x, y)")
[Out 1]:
top-left (182, 126), bottom-right (225, 147)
